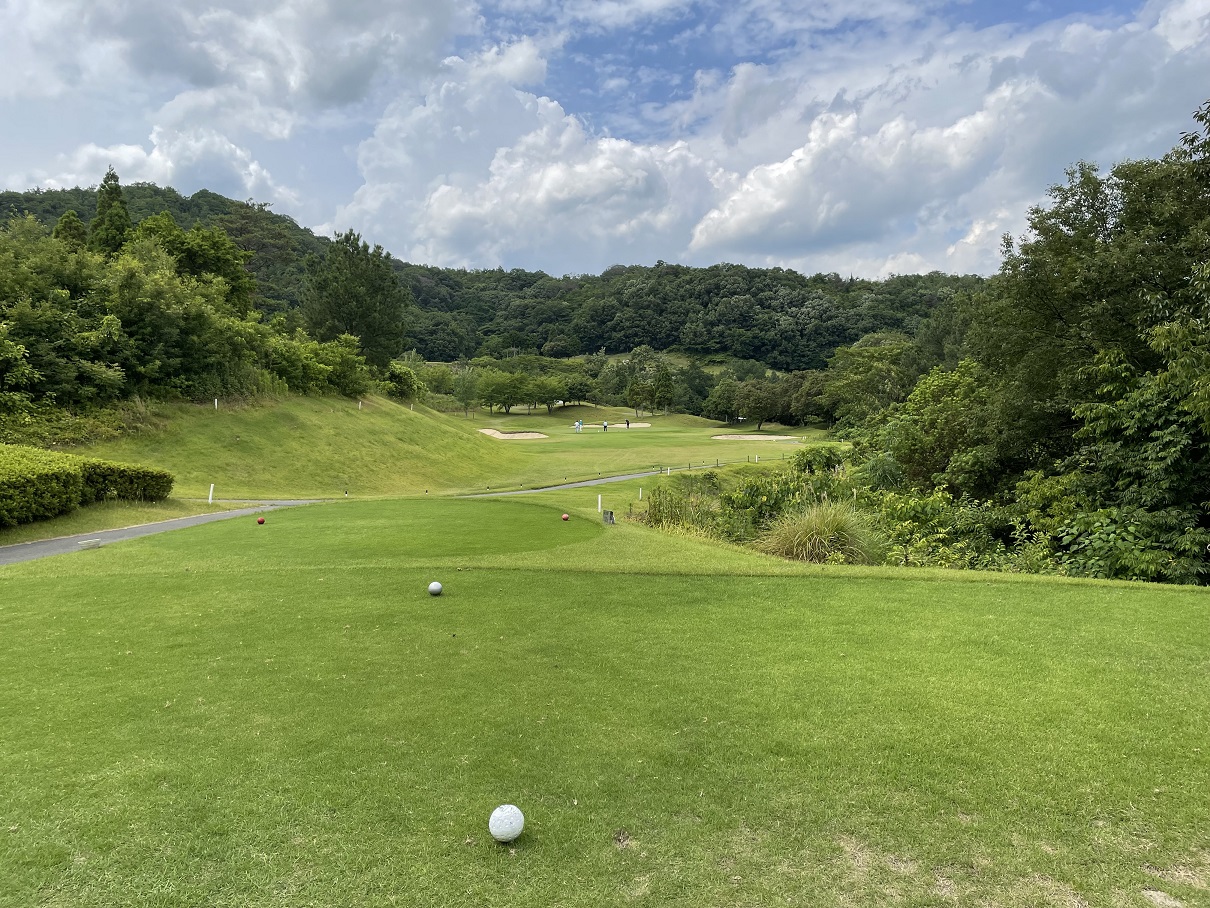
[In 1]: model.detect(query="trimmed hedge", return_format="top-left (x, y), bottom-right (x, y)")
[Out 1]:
top-left (0, 446), bottom-right (84, 527)
top-left (0, 444), bottom-right (174, 528)
top-left (80, 459), bottom-right (174, 504)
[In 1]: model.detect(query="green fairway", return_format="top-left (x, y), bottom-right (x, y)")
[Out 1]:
top-left (2, 498), bottom-right (1207, 907)
top-left (68, 396), bottom-right (827, 499)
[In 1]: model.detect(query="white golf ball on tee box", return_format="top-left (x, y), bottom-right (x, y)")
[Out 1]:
top-left (489, 804), bottom-right (524, 842)
top-left (428, 581), bottom-right (443, 596)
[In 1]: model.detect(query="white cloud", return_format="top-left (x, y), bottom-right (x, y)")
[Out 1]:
top-left (3, 0), bottom-right (1208, 279)
top-left (335, 39), bottom-right (712, 268)
top-left (19, 127), bottom-right (299, 208)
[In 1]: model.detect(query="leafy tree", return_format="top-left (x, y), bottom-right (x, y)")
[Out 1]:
top-left (702, 376), bottom-right (739, 423)
top-left (564, 373), bottom-right (593, 405)
top-left (881, 360), bottom-right (997, 495)
top-left (387, 362), bottom-right (424, 401)
top-left (303, 229), bottom-right (412, 368)
top-left (529, 375), bottom-right (565, 414)
top-left (451, 365), bottom-right (479, 416)
top-left (87, 167), bottom-right (132, 256)
top-left (735, 378), bottom-right (782, 430)
top-left (819, 333), bottom-right (919, 429)
top-left (52, 210), bottom-right (88, 250)
top-left (0, 324), bottom-right (38, 412)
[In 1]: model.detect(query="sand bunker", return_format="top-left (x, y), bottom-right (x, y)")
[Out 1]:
top-left (479, 429), bottom-right (548, 439)
top-left (711, 434), bottom-right (799, 441)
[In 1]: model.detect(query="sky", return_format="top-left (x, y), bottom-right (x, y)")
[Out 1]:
top-left (2, 0), bottom-right (1208, 277)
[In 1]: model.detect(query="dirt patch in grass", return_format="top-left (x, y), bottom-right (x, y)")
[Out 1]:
top-left (478, 429), bottom-right (548, 439)
top-left (1142, 889), bottom-right (1184, 907)
top-left (1147, 851), bottom-right (1210, 890)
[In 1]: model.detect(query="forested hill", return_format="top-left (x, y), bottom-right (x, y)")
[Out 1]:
top-left (2, 183), bottom-right (981, 370)
top-left (1, 184), bottom-right (328, 313)
top-left (399, 264), bottom-right (983, 370)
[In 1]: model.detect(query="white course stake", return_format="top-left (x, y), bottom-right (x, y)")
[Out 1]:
top-left (214, 398), bottom-right (218, 410)
top-left (639, 487), bottom-right (642, 500)
top-left (598, 494), bottom-right (602, 513)
top-left (359, 400), bottom-right (362, 410)
top-left (208, 483), bottom-right (215, 503)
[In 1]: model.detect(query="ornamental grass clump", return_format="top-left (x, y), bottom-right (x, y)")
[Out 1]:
top-left (756, 500), bottom-right (885, 564)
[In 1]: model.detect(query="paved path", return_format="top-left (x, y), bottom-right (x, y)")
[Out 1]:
top-left (0, 500), bottom-right (319, 567)
top-left (464, 470), bottom-right (662, 497)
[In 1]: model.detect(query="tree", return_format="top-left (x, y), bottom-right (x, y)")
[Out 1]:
top-left (529, 375), bottom-right (565, 414)
top-left (735, 378), bottom-right (782, 430)
top-left (52, 210), bottom-right (88, 250)
top-left (87, 167), bottom-right (132, 256)
top-left (882, 360), bottom-right (997, 494)
top-left (302, 229), bottom-right (412, 368)
top-left (702, 376), bottom-right (739, 423)
top-left (0, 324), bottom-right (38, 413)
top-left (451, 365), bottom-right (479, 416)
top-left (387, 362), bottom-right (424, 401)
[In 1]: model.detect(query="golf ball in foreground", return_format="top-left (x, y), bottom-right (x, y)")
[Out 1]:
top-left (561, 513), bottom-right (569, 521)
top-left (428, 581), bottom-right (443, 596)
top-left (257, 516), bottom-right (265, 525)
top-left (489, 804), bottom-right (525, 842)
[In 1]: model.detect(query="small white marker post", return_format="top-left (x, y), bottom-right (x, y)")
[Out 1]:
top-left (359, 400), bottom-right (362, 410)
top-left (208, 483), bottom-right (215, 504)
top-left (639, 487), bottom-right (642, 500)
top-left (214, 398), bottom-right (218, 410)
top-left (598, 494), bottom-right (602, 513)
top-left (756, 454), bottom-right (759, 463)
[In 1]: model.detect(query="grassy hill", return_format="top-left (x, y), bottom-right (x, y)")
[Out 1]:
top-left (2, 496), bottom-right (1207, 907)
top-left (70, 396), bottom-right (828, 499)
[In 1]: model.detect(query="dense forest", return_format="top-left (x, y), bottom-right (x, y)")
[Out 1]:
top-left (3, 98), bottom-right (1209, 583)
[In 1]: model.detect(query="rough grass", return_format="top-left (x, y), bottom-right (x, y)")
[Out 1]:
top-left (756, 500), bottom-right (887, 564)
top-left (2, 497), bottom-right (1208, 907)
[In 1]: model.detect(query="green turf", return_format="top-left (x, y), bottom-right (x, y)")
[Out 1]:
top-left (2, 498), bottom-right (1207, 907)
top-left (66, 396), bottom-right (828, 499)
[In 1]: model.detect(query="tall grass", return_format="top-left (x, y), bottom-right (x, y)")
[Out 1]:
top-left (756, 500), bottom-right (886, 564)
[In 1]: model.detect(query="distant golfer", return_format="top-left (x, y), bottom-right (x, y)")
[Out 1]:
top-left (625, 419), bottom-right (630, 429)
top-left (603, 420), bottom-right (608, 432)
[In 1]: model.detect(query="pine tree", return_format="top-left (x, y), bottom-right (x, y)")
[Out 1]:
top-left (87, 167), bottom-right (132, 256)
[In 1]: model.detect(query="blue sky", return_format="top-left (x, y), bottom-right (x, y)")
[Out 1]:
top-left (2, 0), bottom-right (1207, 277)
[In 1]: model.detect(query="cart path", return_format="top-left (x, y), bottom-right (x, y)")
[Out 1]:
top-left (0, 500), bottom-right (320, 566)
top-left (464, 470), bottom-right (663, 497)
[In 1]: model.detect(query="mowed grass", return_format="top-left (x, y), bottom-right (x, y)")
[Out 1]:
top-left (69, 396), bottom-right (827, 499)
top-left (2, 498), bottom-right (1208, 907)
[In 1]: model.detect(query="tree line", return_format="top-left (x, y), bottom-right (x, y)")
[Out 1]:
top-left (639, 99), bottom-right (1210, 585)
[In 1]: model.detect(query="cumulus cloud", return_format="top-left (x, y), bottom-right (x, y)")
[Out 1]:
top-left (18, 127), bottom-right (299, 209)
top-left (335, 39), bottom-right (713, 268)
top-left (3, 0), bottom-right (1208, 278)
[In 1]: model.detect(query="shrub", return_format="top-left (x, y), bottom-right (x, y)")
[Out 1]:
top-left (0, 443), bottom-right (173, 527)
top-left (80, 459), bottom-right (174, 503)
top-left (791, 445), bottom-right (844, 475)
top-left (756, 501), bottom-right (886, 564)
top-left (0, 444), bottom-right (85, 527)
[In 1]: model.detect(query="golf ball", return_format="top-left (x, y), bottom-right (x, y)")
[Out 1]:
top-left (561, 513), bottom-right (569, 521)
top-left (257, 516), bottom-right (265, 525)
top-left (489, 804), bottom-right (525, 842)
top-left (428, 581), bottom-right (443, 596)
